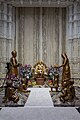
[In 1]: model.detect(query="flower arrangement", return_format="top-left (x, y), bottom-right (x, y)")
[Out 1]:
top-left (48, 65), bottom-right (62, 85)
top-left (19, 64), bottom-right (32, 80)
top-left (48, 66), bottom-right (54, 80)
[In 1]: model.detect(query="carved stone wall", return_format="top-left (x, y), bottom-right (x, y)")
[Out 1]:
top-left (0, 1), bottom-right (80, 78)
top-left (17, 8), bottom-right (25, 64)
top-left (17, 7), bottom-right (66, 66)
top-left (0, 2), bottom-right (15, 77)
top-left (66, 2), bottom-right (80, 77)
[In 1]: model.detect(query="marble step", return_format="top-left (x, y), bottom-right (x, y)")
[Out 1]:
top-left (25, 88), bottom-right (53, 107)
top-left (0, 107), bottom-right (80, 120)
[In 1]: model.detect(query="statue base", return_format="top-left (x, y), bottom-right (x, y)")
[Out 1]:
top-left (36, 77), bottom-right (44, 85)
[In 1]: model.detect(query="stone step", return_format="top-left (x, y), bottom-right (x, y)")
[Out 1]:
top-left (25, 88), bottom-right (53, 107)
top-left (0, 107), bottom-right (80, 120)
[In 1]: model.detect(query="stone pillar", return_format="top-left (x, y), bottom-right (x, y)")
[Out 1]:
top-left (74, 3), bottom-right (77, 38)
top-left (18, 8), bottom-right (25, 64)
top-left (15, 8), bottom-right (19, 59)
top-left (42, 8), bottom-right (48, 64)
top-left (59, 8), bottom-right (62, 65)
top-left (62, 8), bottom-right (66, 53)
top-left (39, 7), bottom-right (42, 61)
top-left (54, 8), bottom-right (59, 64)
top-left (33, 8), bottom-right (40, 64)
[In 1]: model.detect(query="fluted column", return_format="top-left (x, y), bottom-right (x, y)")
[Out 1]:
top-left (59, 8), bottom-right (62, 65)
top-left (17, 8), bottom-right (25, 64)
top-left (39, 7), bottom-right (42, 61)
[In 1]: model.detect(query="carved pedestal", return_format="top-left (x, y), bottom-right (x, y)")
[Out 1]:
top-left (36, 78), bottom-right (44, 85)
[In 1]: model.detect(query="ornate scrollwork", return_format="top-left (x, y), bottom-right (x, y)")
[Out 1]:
top-left (32, 61), bottom-right (48, 78)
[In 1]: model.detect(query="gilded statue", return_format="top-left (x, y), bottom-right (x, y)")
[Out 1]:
top-left (10, 50), bottom-right (19, 77)
top-left (54, 53), bottom-right (75, 102)
top-left (60, 53), bottom-right (75, 102)
top-left (61, 53), bottom-right (71, 82)
top-left (32, 61), bottom-right (48, 85)
top-left (3, 80), bottom-right (19, 103)
top-left (54, 67), bottom-right (59, 92)
top-left (18, 79), bottom-right (28, 93)
top-left (33, 61), bottom-right (48, 78)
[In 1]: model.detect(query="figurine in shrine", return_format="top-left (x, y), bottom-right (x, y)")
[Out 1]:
top-left (35, 63), bottom-right (44, 77)
top-left (10, 50), bottom-right (19, 77)
top-left (60, 53), bottom-right (75, 102)
top-left (3, 80), bottom-right (19, 103)
top-left (54, 66), bottom-right (59, 92)
top-left (61, 53), bottom-right (71, 82)
top-left (33, 61), bottom-right (48, 78)
top-left (32, 61), bottom-right (48, 85)
top-left (60, 80), bottom-right (75, 102)
top-left (18, 79), bottom-right (28, 93)
top-left (54, 53), bottom-right (75, 102)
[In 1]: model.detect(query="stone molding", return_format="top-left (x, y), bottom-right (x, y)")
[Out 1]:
top-left (1, 0), bottom-right (75, 7)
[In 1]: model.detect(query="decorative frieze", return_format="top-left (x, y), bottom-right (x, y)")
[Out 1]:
top-left (1, 0), bottom-right (75, 7)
